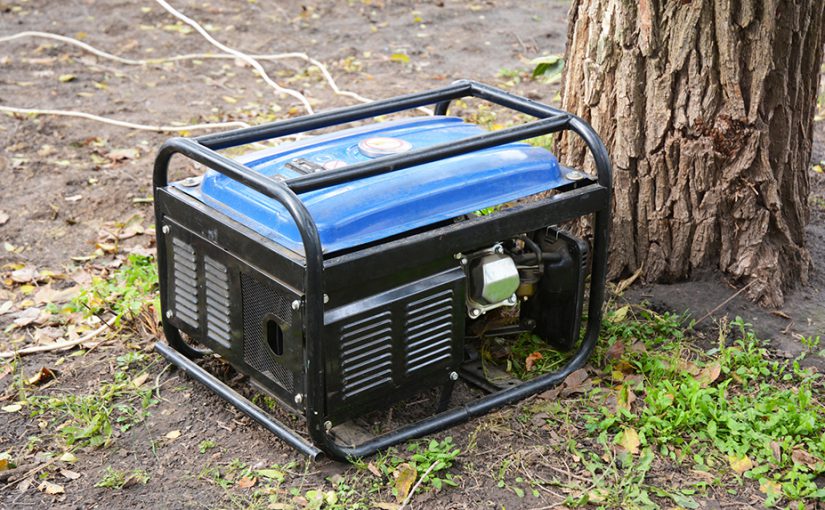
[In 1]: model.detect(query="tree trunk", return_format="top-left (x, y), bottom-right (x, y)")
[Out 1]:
top-left (559, 0), bottom-right (825, 307)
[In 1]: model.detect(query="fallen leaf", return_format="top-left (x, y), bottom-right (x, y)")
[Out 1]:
top-left (759, 479), bottom-right (782, 498)
top-left (0, 211), bottom-right (8, 225)
top-left (2, 404), bottom-right (22, 413)
top-left (394, 463), bottom-right (416, 503)
top-left (59, 452), bottom-right (78, 463)
top-left (697, 362), bottom-right (722, 387)
top-left (165, 430), bottom-right (182, 440)
top-left (525, 351), bottom-right (543, 371)
top-left (60, 468), bottom-right (81, 480)
top-left (791, 449), bottom-right (823, 469)
top-left (728, 454), bottom-right (754, 474)
top-left (237, 476), bottom-right (256, 488)
top-left (767, 442), bottom-right (781, 463)
top-left (107, 148), bottom-right (140, 162)
top-left (0, 459), bottom-right (9, 471)
top-left (372, 503), bottom-right (400, 510)
top-left (367, 462), bottom-right (382, 477)
top-left (58, 74), bottom-right (76, 83)
top-left (609, 305), bottom-right (630, 322)
top-left (10, 266), bottom-right (39, 283)
top-left (618, 428), bottom-right (640, 455)
top-left (617, 385), bottom-right (637, 412)
top-left (563, 368), bottom-right (589, 389)
top-left (605, 341), bottom-right (625, 360)
top-left (13, 307), bottom-right (44, 327)
top-left (37, 480), bottom-right (65, 495)
top-left (389, 53), bottom-right (410, 64)
top-left (27, 367), bottom-right (56, 386)
top-left (0, 300), bottom-right (13, 315)
top-left (131, 373), bottom-right (149, 388)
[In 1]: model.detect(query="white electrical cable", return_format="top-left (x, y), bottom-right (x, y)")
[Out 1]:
top-left (0, 105), bottom-right (250, 132)
top-left (154, 0), bottom-right (314, 114)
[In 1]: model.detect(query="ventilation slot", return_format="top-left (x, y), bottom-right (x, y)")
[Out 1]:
top-left (403, 289), bottom-right (454, 374)
top-left (204, 255), bottom-right (231, 348)
top-left (171, 237), bottom-right (199, 329)
top-left (339, 312), bottom-right (393, 398)
top-left (241, 274), bottom-right (294, 392)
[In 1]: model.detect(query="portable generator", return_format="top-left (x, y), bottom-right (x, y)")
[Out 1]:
top-left (153, 81), bottom-right (611, 460)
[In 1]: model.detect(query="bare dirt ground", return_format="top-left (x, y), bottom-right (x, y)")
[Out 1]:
top-left (1, 1), bottom-right (824, 509)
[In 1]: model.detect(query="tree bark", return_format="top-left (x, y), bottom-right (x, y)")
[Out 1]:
top-left (559, 0), bottom-right (825, 307)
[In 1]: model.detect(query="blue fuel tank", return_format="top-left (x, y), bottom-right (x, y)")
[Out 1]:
top-left (177, 116), bottom-right (567, 254)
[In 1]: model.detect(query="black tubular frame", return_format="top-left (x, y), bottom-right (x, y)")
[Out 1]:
top-left (153, 80), bottom-right (612, 461)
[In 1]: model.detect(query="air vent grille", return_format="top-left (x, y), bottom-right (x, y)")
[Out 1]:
top-left (403, 289), bottom-right (454, 374)
top-left (204, 255), bottom-right (231, 348)
top-left (241, 273), bottom-right (294, 392)
top-left (339, 312), bottom-right (393, 398)
top-left (171, 237), bottom-right (199, 329)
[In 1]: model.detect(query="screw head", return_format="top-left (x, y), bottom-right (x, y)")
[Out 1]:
top-left (165, 309), bottom-right (173, 319)
top-left (291, 300), bottom-right (301, 311)
top-left (449, 371), bottom-right (459, 381)
top-left (493, 244), bottom-right (504, 254)
top-left (453, 253), bottom-right (464, 260)
top-left (469, 308), bottom-right (481, 318)
top-left (161, 225), bottom-right (170, 235)
top-left (507, 294), bottom-right (517, 305)
top-left (565, 170), bottom-right (586, 181)
top-left (323, 294), bottom-right (329, 304)
top-left (324, 420), bottom-right (333, 432)
top-left (180, 176), bottom-right (202, 187)
top-left (460, 257), bottom-right (468, 265)
top-left (294, 394), bottom-right (303, 405)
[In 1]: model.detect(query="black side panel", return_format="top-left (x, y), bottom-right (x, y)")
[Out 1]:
top-left (323, 267), bottom-right (465, 424)
top-left (522, 229), bottom-right (589, 351)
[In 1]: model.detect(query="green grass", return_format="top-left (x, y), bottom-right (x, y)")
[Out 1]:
top-left (66, 253), bottom-right (159, 327)
top-left (95, 466), bottom-right (150, 489)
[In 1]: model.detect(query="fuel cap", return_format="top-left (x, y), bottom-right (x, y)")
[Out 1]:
top-left (358, 137), bottom-right (412, 158)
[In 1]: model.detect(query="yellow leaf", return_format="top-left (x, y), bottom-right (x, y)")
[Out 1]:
top-left (0, 459), bottom-right (9, 471)
top-left (237, 476), bottom-right (256, 488)
top-left (222, 95), bottom-right (238, 104)
top-left (58, 74), bottom-right (76, 83)
top-left (618, 428), bottom-right (640, 455)
top-left (394, 463), bottom-right (416, 503)
top-left (759, 479), bottom-right (782, 497)
top-left (610, 305), bottom-right (630, 323)
top-left (728, 454), bottom-right (754, 474)
top-left (389, 53), bottom-right (410, 64)
top-left (59, 452), bottom-right (77, 463)
top-left (697, 362), bottom-right (722, 387)
top-left (165, 430), bottom-right (181, 440)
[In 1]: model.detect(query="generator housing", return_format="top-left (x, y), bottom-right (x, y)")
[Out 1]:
top-left (153, 81), bottom-right (612, 460)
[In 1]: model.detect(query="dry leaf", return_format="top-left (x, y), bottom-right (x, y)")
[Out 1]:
top-left (728, 454), bottom-right (754, 474)
top-left (367, 462), bottom-right (382, 477)
top-left (60, 468), bottom-right (81, 480)
top-left (372, 503), bottom-right (400, 510)
top-left (11, 266), bottom-right (39, 283)
top-left (394, 463), bottom-right (417, 502)
top-left (165, 430), bottom-right (182, 440)
top-left (107, 148), bottom-right (140, 162)
top-left (0, 211), bottom-right (8, 225)
top-left (605, 341), bottom-right (625, 360)
top-left (27, 367), bottom-right (56, 386)
top-left (525, 351), bottom-right (543, 371)
top-left (237, 476), bottom-right (256, 488)
top-left (610, 305), bottom-right (630, 322)
top-left (769, 441), bottom-right (781, 462)
top-left (0, 458), bottom-right (9, 471)
top-left (131, 373), bottom-right (149, 388)
top-left (759, 479), bottom-right (782, 498)
top-left (2, 404), bottom-right (22, 413)
top-left (791, 449), bottom-right (822, 469)
top-left (697, 362), bottom-right (722, 387)
top-left (618, 428), bottom-right (640, 455)
top-left (38, 480), bottom-right (65, 495)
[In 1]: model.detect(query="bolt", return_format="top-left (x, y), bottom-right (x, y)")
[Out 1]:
top-left (507, 294), bottom-right (517, 305)
top-left (493, 244), bottom-right (504, 254)
top-left (162, 225), bottom-right (170, 235)
top-left (291, 300), bottom-right (301, 311)
top-left (323, 294), bottom-right (329, 304)
top-left (460, 257), bottom-right (468, 266)
top-left (165, 309), bottom-right (174, 319)
top-left (565, 170), bottom-right (586, 181)
top-left (453, 253), bottom-right (464, 260)
top-left (324, 420), bottom-right (333, 432)
top-left (294, 394), bottom-right (303, 405)
top-left (449, 371), bottom-right (459, 381)
top-left (469, 308), bottom-right (481, 318)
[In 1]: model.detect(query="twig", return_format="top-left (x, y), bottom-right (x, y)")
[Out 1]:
top-left (154, 0), bottom-right (314, 114)
top-left (0, 317), bottom-right (117, 359)
top-left (693, 280), bottom-right (756, 326)
top-left (0, 105), bottom-right (250, 132)
top-left (398, 461), bottom-right (439, 510)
